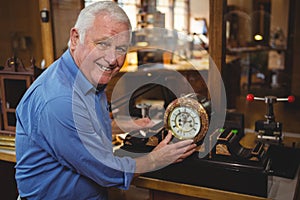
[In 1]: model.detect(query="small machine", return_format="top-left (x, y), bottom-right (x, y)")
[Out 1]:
top-left (246, 94), bottom-right (295, 143)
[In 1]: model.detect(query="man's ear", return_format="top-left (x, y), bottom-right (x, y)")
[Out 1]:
top-left (70, 28), bottom-right (80, 47)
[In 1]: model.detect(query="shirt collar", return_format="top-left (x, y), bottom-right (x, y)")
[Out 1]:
top-left (62, 50), bottom-right (100, 96)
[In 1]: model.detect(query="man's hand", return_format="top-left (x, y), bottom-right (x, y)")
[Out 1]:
top-left (152, 131), bottom-right (197, 164)
top-left (111, 117), bottom-right (154, 134)
top-left (135, 131), bottom-right (197, 174)
top-left (133, 118), bottom-right (154, 129)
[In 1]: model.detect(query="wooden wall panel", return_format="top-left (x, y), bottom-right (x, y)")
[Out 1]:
top-left (0, 1), bottom-right (42, 67)
top-left (51, 0), bottom-right (83, 59)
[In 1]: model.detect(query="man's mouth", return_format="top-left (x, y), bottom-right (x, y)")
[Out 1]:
top-left (96, 63), bottom-right (114, 72)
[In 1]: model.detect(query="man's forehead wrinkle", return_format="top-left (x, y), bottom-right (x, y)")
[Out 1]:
top-left (92, 13), bottom-right (130, 39)
top-left (101, 33), bottom-right (130, 45)
top-left (94, 29), bottom-right (130, 39)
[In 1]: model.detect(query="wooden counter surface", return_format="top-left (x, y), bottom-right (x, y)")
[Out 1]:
top-left (133, 170), bottom-right (300, 200)
top-left (0, 149), bottom-right (16, 163)
top-left (133, 176), bottom-right (269, 200)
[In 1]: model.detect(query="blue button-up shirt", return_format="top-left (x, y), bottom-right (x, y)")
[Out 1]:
top-left (15, 50), bottom-right (135, 200)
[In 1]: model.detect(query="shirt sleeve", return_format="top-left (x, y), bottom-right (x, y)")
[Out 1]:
top-left (35, 95), bottom-right (135, 190)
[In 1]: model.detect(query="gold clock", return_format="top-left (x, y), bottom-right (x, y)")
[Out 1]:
top-left (164, 94), bottom-right (210, 143)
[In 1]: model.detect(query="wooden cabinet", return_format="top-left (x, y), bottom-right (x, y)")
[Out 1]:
top-left (0, 73), bottom-right (32, 132)
top-left (0, 57), bottom-right (34, 151)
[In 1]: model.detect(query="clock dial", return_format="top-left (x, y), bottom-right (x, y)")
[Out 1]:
top-left (164, 95), bottom-right (210, 143)
top-left (169, 107), bottom-right (201, 139)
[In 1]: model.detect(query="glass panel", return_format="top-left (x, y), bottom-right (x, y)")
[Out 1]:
top-left (7, 112), bottom-right (16, 127)
top-left (4, 79), bottom-right (27, 109)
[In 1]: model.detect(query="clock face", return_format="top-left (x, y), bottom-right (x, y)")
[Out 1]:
top-left (164, 95), bottom-right (210, 143)
top-left (169, 106), bottom-right (201, 139)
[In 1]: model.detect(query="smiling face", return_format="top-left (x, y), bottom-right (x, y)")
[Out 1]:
top-left (69, 12), bottom-right (131, 87)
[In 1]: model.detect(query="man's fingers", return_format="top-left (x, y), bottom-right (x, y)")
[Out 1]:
top-left (183, 145), bottom-right (196, 157)
top-left (172, 139), bottom-right (194, 149)
top-left (134, 117), bottom-right (154, 127)
top-left (161, 131), bottom-right (173, 144)
top-left (175, 145), bottom-right (196, 163)
top-left (175, 158), bottom-right (184, 163)
top-left (185, 143), bottom-right (197, 152)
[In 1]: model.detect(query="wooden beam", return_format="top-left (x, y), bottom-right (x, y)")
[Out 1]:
top-left (208, 0), bottom-right (227, 112)
top-left (209, 0), bottom-right (226, 71)
top-left (39, 0), bottom-right (55, 68)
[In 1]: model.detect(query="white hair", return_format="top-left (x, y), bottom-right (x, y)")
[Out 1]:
top-left (68, 1), bottom-right (132, 46)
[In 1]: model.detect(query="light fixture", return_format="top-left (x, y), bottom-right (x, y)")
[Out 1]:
top-left (40, 9), bottom-right (49, 23)
top-left (254, 34), bottom-right (263, 41)
top-left (136, 41), bottom-right (148, 47)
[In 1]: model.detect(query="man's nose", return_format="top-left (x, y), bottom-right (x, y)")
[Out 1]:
top-left (104, 47), bottom-right (117, 65)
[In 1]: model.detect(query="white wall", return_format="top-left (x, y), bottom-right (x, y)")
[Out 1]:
top-left (190, 0), bottom-right (210, 24)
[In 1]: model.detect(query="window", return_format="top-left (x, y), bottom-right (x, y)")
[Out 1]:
top-left (156, 0), bottom-right (188, 32)
top-left (84, 0), bottom-right (140, 30)
top-left (84, 0), bottom-right (189, 32)
top-left (156, 0), bottom-right (171, 29)
top-left (173, 0), bottom-right (188, 32)
top-left (117, 0), bottom-right (141, 30)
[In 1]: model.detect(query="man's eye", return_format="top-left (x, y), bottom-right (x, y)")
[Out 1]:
top-left (96, 42), bottom-right (110, 49)
top-left (116, 47), bottom-right (127, 54)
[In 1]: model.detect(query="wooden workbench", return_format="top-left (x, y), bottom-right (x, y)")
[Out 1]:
top-left (132, 169), bottom-right (300, 200)
top-left (133, 176), bottom-right (268, 200)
